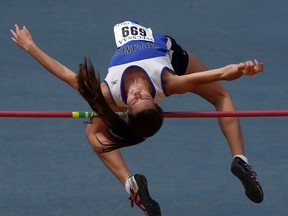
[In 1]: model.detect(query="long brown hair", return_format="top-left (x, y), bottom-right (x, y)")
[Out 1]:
top-left (77, 58), bottom-right (145, 152)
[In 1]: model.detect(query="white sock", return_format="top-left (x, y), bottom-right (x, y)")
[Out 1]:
top-left (125, 176), bottom-right (132, 194)
top-left (233, 154), bottom-right (249, 164)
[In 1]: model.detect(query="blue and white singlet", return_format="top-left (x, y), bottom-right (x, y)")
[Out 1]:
top-left (104, 21), bottom-right (175, 108)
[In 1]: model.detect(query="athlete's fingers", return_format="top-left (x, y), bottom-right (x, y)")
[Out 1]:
top-left (10, 29), bottom-right (16, 38)
top-left (15, 24), bottom-right (20, 34)
top-left (11, 24), bottom-right (21, 42)
top-left (22, 26), bottom-right (32, 38)
top-left (253, 59), bottom-right (259, 72)
top-left (254, 59), bottom-right (264, 72)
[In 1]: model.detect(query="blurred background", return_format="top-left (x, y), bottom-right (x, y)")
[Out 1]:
top-left (0, 0), bottom-right (287, 215)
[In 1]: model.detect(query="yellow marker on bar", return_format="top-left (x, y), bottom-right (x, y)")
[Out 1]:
top-left (72, 112), bottom-right (79, 118)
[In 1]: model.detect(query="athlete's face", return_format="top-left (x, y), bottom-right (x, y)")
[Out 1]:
top-left (127, 87), bottom-right (155, 114)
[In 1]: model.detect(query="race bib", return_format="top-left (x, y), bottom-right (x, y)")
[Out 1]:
top-left (114, 21), bottom-right (154, 47)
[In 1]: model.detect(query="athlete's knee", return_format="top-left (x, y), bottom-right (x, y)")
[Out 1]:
top-left (209, 85), bottom-right (232, 107)
top-left (213, 88), bottom-right (232, 107)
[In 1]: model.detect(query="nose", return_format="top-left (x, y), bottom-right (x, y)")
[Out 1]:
top-left (133, 90), bottom-right (141, 98)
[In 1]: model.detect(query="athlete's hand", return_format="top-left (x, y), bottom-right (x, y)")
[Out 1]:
top-left (10, 24), bottom-right (35, 51)
top-left (238, 59), bottom-right (264, 76)
top-left (223, 60), bottom-right (264, 81)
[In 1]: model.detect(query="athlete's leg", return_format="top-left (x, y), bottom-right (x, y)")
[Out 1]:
top-left (174, 50), bottom-right (264, 203)
top-left (185, 52), bottom-right (264, 203)
top-left (185, 52), bottom-right (245, 156)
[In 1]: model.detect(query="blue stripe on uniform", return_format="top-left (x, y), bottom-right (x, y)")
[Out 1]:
top-left (109, 34), bottom-right (168, 67)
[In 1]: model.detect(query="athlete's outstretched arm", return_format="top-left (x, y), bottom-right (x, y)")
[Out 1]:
top-left (10, 24), bottom-right (78, 89)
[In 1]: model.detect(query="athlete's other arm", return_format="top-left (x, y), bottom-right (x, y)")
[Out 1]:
top-left (10, 24), bottom-right (77, 89)
top-left (167, 60), bottom-right (264, 94)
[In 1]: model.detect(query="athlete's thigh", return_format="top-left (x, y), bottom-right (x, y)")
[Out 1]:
top-left (185, 52), bottom-right (229, 105)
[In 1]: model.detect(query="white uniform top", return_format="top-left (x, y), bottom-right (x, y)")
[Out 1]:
top-left (104, 21), bottom-right (174, 108)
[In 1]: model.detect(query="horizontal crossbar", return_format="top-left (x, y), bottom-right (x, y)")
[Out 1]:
top-left (0, 110), bottom-right (288, 118)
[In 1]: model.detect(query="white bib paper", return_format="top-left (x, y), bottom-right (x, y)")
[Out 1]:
top-left (114, 21), bottom-right (154, 47)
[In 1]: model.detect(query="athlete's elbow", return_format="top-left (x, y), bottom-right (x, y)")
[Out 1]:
top-left (85, 126), bottom-right (102, 153)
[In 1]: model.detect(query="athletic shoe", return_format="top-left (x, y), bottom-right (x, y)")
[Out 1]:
top-left (231, 157), bottom-right (264, 203)
top-left (127, 174), bottom-right (161, 216)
